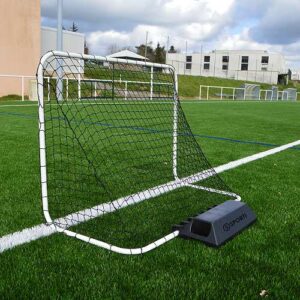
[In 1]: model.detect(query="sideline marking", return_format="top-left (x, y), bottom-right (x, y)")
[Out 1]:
top-left (1, 110), bottom-right (299, 151)
top-left (0, 139), bottom-right (300, 254)
top-left (1, 99), bottom-right (299, 108)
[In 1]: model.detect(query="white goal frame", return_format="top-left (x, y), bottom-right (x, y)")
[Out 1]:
top-left (37, 51), bottom-right (240, 255)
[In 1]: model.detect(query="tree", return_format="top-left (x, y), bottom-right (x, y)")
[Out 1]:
top-left (70, 22), bottom-right (78, 32)
top-left (106, 44), bottom-right (121, 55)
top-left (168, 45), bottom-right (177, 53)
top-left (154, 43), bottom-right (166, 63)
top-left (136, 43), bottom-right (154, 61)
top-left (84, 39), bottom-right (89, 55)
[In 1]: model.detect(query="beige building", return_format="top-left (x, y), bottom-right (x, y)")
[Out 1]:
top-left (0, 0), bottom-right (85, 99)
top-left (0, 0), bottom-right (41, 97)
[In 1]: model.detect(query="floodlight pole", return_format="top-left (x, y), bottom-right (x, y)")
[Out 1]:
top-left (166, 36), bottom-right (169, 64)
top-left (56, 0), bottom-right (63, 101)
top-left (145, 31), bottom-right (149, 62)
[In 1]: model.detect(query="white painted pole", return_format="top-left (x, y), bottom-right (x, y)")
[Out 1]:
top-left (200, 45), bottom-right (203, 76)
top-left (21, 76), bottom-right (24, 101)
top-left (78, 73), bottom-right (81, 100)
top-left (47, 77), bottom-right (50, 102)
top-left (125, 81), bottom-right (128, 100)
top-left (56, 0), bottom-right (63, 101)
top-left (150, 66), bottom-right (153, 100)
top-left (144, 31), bottom-right (149, 62)
top-left (199, 85), bottom-right (202, 101)
top-left (166, 36), bottom-right (169, 64)
top-left (66, 78), bottom-right (69, 100)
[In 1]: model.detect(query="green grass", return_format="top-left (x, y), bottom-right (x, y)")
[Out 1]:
top-left (0, 94), bottom-right (29, 101)
top-left (0, 101), bottom-right (299, 299)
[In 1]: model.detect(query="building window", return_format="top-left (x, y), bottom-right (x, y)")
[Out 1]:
top-left (204, 63), bottom-right (210, 70)
top-left (186, 63), bottom-right (192, 70)
top-left (186, 56), bottom-right (192, 62)
top-left (241, 64), bottom-right (248, 71)
top-left (223, 56), bottom-right (229, 63)
top-left (241, 56), bottom-right (249, 71)
top-left (242, 56), bottom-right (249, 63)
top-left (261, 56), bottom-right (269, 64)
top-left (204, 56), bottom-right (210, 63)
top-left (222, 64), bottom-right (228, 70)
top-left (261, 67), bottom-right (268, 71)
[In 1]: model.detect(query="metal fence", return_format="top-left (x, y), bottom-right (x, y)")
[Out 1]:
top-left (0, 74), bottom-right (172, 102)
top-left (199, 85), bottom-right (300, 101)
top-left (0, 74), bottom-right (36, 101)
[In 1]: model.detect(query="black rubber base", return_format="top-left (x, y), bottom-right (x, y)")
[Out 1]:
top-left (173, 200), bottom-right (256, 247)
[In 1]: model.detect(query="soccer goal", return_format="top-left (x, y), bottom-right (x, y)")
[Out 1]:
top-left (37, 51), bottom-right (254, 255)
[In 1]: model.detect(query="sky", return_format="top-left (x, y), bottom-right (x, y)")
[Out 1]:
top-left (41, 0), bottom-right (300, 69)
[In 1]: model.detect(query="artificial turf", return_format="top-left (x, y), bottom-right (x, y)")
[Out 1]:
top-left (0, 100), bottom-right (299, 299)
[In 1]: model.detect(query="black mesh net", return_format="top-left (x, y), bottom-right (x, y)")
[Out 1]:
top-left (37, 52), bottom-right (237, 249)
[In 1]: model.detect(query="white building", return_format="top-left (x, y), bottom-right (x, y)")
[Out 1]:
top-left (41, 27), bottom-right (85, 76)
top-left (41, 26), bottom-right (85, 56)
top-left (291, 70), bottom-right (300, 81)
top-left (106, 50), bottom-right (148, 61)
top-left (166, 50), bottom-right (288, 84)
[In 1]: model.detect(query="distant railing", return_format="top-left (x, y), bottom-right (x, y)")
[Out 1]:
top-left (0, 74), bottom-right (36, 101)
top-left (199, 85), bottom-right (300, 101)
top-left (46, 76), bottom-right (173, 101)
top-left (0, 74), bottom-right (173, 102)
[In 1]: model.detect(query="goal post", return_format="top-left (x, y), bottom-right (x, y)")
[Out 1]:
top-left (37, 51), bottom-right (243, 254)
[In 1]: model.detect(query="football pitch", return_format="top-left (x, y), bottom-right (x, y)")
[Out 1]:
top-left (0, 100), bottom-right (299, 299)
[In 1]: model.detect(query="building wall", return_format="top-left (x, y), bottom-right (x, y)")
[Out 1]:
top-left (167, 50), bottom-right (287, 85)
top-left (0, 5), bottom-right (85, 98)
top-left (291, 71), bottom-right (300, 81)
top-left (41, 27), bottom-right (85, 77)
top-left (0, 0), bottom-right (41, 96)
top-left (41, 27), bottom-right (85, 56)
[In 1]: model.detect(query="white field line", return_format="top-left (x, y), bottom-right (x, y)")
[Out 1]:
top-left (2, 100), bottom-right (295, 108)
top-left (0, 104), bottom-right (38, 108)
top-left (0, 139), bottom-right (299, 254)
top-left (2, 99), bottom-right (300, 109)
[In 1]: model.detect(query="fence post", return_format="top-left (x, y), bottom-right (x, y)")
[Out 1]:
top-left (66, 78), bottom-right (69, 100)
top-left (47, 77), bottom-right (50, 102)
top-left (221, 87), bottom-right (223, 100)
top-left (78, 73), bottom-right (81, 100)
top-left (150, 66), bottom-right (154, 100)
top-left (21, 76), bottom-right (24, 101)
top-left (199, 85), bottom-right (202, 100)
top-left (207, 86), bottom-right (209, 100)
top-left (125, 81), bottom-right (128, 100)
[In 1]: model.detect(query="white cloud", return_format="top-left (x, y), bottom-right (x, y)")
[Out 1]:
top-left (42, 0), bottom-right (235, 54)
top-left (248, 0), bottom-right (300, 44)
top-left (41, 0), bottom-right (300, 68)
top-left (42, 0), bottom-right (234, 27)
top-left (216, 28), bottom-right (300, 68)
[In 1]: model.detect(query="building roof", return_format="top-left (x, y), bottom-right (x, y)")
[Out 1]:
top-left (106, 50), bottom-right (149, 61)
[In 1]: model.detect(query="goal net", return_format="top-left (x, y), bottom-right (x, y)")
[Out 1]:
top-left (37, 51), bottom-right (240, 254)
